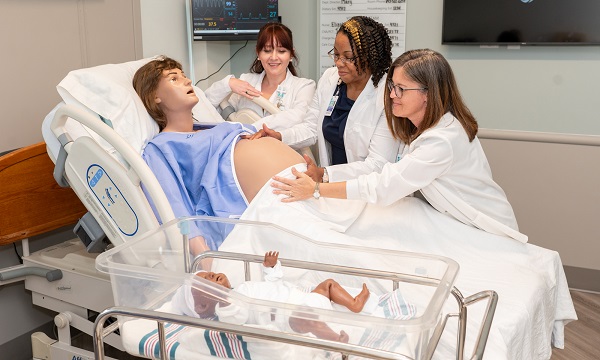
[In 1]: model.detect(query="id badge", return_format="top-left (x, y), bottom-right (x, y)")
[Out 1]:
top-left (324, 95), bottom-right (339, 116)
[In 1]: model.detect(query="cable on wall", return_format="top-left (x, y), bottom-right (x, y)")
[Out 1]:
top-left (195, 40), bottom-right (249, 85)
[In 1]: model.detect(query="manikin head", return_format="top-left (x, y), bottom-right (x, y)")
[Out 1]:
top-left (133, 56), bottom-right (198, 131)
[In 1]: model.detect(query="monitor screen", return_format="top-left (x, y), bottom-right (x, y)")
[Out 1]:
top-left (442, 0), bottom-right (600, 45)
top-left (192, 0), bottom-right (279, 41)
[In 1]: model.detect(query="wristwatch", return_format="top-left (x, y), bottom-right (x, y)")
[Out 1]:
top-left (313, 182), bottom-right (321, 199)
top-left (322, 168), bottom-right (329, 183)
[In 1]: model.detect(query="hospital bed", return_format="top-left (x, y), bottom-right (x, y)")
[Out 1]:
top-left (1, 56), bottom-right (575, 359)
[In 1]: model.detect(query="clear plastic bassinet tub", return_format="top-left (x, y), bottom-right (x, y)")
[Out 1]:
top-left (95, 216), bottom-right (459, 360)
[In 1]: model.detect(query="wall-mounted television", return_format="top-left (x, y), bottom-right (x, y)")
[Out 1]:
top-left (442, 0), bottom-right (600, 46)
top-left (191, 0), bottom-right (279, 41)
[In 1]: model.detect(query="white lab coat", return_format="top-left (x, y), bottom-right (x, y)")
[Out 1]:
top-left (204, 70), bottom-right (316, 132)
top-left (280, 67), bottom-right (400, 182)
top-left (192, 85), bottom-right (225, 124)
top-left (346, 112), bottom-right (527, 242)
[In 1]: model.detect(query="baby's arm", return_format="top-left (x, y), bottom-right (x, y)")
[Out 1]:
top-left (262, 251), bottom-right (283, 282)
top-left (263, 251), bottom-right (279, 267)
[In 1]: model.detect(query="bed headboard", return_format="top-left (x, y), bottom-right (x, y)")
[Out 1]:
top-left (0, 142), bottom-right (87, 246)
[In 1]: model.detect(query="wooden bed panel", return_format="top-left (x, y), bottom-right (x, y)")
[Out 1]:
top-left (0, 142), bottom-right (87, 246)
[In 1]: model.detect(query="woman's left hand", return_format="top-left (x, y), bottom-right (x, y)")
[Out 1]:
top-left (271, 167), bottom-right (316, 202)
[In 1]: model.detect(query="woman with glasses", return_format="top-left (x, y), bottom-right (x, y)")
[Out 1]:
top-left (249, 16), bottom-right (400, 184)
top-left (204, 23), bottom-right (315, 132)
top-left (272, 49), bottom-right (526, 242)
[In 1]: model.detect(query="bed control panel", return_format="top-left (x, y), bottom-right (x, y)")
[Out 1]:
top-left (87, 164), bottom-right (138, 236)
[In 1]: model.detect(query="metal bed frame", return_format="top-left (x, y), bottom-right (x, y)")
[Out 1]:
top-left (94, 251), bottom-right (498, 360)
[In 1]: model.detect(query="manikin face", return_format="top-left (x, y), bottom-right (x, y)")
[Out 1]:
top-left (257, 37), bottom-right (292, 79)
top-left (154, 68), bottom-right (198, 113)
top-left (389, 67), bottom-right (428, 128)
top-left (196, 271), bottom-right (232, 289)
top-left (331, 32), bottom-right (370, 86)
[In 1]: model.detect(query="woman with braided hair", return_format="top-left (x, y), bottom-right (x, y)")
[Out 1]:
top-left (248, 16), bottom-right (400, 184)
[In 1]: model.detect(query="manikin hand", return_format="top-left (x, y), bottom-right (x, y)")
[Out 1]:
top-left (247, 123), bottom-right (282, 140)
top-left (263, 251), bottom-right (279, 268)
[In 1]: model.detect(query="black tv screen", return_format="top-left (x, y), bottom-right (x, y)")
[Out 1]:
top-left (442, 0), bottom-right (600, 45)
top-left (191, 0), bottom-right (279, 41)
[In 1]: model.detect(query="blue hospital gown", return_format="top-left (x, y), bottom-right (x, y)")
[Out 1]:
top-left (142, 122), bottom-right (255, 249)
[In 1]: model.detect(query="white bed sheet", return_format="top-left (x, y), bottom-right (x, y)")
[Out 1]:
top-left (121, 301), bottom-right (324, 360)
top-left (215, 164), bottom-right (577, 360)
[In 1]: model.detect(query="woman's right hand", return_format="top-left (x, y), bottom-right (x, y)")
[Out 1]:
top-left (247, 123), bottom-right (282, 141)
top-left (229, 77), bottom-right (261, 99)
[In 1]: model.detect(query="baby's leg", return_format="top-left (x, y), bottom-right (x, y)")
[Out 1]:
top-left (288, 316), bottom-right (349, 343)
top-left (312, 279), bottom-right (369, 313)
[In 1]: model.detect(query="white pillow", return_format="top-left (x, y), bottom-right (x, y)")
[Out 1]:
top-left (57, 57), bottom-right (159, 155)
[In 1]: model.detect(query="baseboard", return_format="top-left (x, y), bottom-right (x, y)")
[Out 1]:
top-left (564, 265), bottom-right (600, 293)
top-left (0, 321), bottom-right (54, 360)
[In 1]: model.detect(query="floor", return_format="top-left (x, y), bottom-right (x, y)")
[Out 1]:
top-left (551, 290), bottom-right (600, 360)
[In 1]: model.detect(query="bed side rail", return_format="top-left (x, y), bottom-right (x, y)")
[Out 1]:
top-left (50, 104), bottom-right (176, 231)
top-left (424, 288), bottom-right (498, 360)
top-left (94, 306), bottom-right (413, 360)
top-left (193, 251), bottom-right (442, 289)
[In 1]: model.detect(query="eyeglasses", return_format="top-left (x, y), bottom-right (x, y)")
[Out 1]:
top-left (327, 49), bottom-right (356, 65)
top-left (387, 80), bottom-right (427, 98)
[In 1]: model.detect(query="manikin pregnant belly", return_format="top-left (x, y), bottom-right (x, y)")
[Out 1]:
top-left (234, 137), bottom-right (304, 203)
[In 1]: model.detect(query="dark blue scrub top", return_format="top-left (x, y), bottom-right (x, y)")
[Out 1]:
top-left (322, 82), bottom-right (355, 165)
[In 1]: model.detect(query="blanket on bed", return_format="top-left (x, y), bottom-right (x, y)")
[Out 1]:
top-left (216, 164), bottom-right (577, 360)
top-left (121, 301), bottom-right (322, 360)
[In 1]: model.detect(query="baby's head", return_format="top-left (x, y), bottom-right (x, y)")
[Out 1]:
top-left (196, 271), bottom-right (231, 289)
top-left (191, 271), bottom-right (231, 318)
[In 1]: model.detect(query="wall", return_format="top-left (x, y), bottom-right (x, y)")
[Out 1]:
top-left (479, 132), bottom-right (600, 291)
top-left (6, 0), bottom-right (600, 148)
top-left (227, 1), bottom-right (319, 82)
top-left (404, 1), bottom-right (600, 135)
top-left (139, 0), bottom-right (317, 91)
top-left (0, 0), bottom-right (142, 153)
top-left (139, 0), bottom-right (234, 91)
top-left (0, 0), bottom-right (142, 355)
top-left (218, 0), bottom-right (600, 136)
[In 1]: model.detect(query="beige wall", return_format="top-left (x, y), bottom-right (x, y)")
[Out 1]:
top-left (0, 0), bottom-right (142, 153)
top-left (0, 0), bottom-right (142, 350)
top-left (480, 132), bottom-right (600, 272)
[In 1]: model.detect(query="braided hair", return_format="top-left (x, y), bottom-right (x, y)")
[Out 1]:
top-left (338, 16), bottom-right (392, 87)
